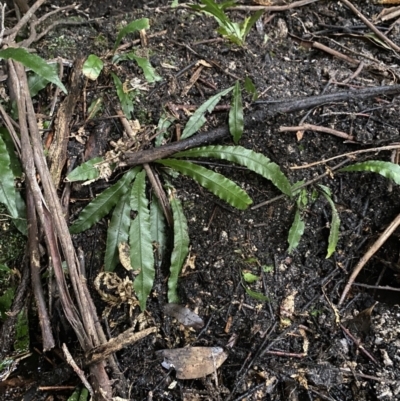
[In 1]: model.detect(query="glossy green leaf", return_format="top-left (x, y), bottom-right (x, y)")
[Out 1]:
top-left (0, 48), bottom-right (67, 93)
top-left (190, 0), bottom-right (233, 27)
top-left (174, 145), bottom-right (292, 196)
top-left (111, 72), bottom-right (134, 119)
top-left (82, 54), bottom-right (104, 80)
top-left (287, 208), bottom-right (305, 254)
top-left (229, 81), bottom-right (244, 144)
top-left (70, 167), bottom-right (140, 234)
top-left (244, 76), bottom-right (258, 101)
top-left (113, 18), bottom-right (150, 52)
top-left (155, 112), bottom-right (175, 147)
top-left (241, 10), bottom-right (264, 39)
top-left (12, 191), bottom-right (27, 236)
top-left (14, 308), bottom-right (29, 353)
top-left (27, 67), bottom-right (56, 97)
top-left (242, 271), bottom-right (259, 283)
top-left (66, 157), bottom-right (104, 182)
top-left (157, 159), bottom-right (252, 210)
top-left (150, 196), bottom-right (167, 269)
top-left (0, 128), bottom-right (22, 178)
top-left (168, 193), bottom-right (189, 303)
top-left (129, 54), bottom-right (161, 83)
top-left (104, 191), bottom-right (131, 272)
top-left (181, 86), bottom-right (233, 139)
top-left (0, 135), bottom-right (18, 218)
top-left (130, 170), bottom-right (154, 311)
top-left (243, 285), bottom-right (269, 301)
top-left (78, 388), bottom-right (89, 401)
top-left (319, 185), bottom-right (340, 258)
top-left (340, 161), bottom-right (400, 185)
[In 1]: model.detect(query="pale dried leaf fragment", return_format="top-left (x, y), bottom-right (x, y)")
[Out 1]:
top-left (279, 291), bottom-right (297, 326)
top-left (118, 242), bottom-right (133, 271)
top-left (157, 347), bottom-right (228, 380)
top-left (164, 303), bottom-right (204, 330)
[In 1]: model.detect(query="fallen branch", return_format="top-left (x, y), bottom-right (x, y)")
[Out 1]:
top-left (123, 84), bottom-right (400, 167)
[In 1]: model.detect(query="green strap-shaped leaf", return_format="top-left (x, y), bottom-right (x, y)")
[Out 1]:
top-left (0, 135), bottom-right (18, 218)
top-left (287, 208), bottom-right (305, 254)
top-left (150, 196), bottom-right (167, 269)
top-left (12, 191), bottom-right (27, 236)
top-left (0, 128), bottom-right (22, 178)
top-left (111, 72), bottom-right (134, 119)
top-left (340, 161), bottom-right (400, 185)
top-left (241, 10), bottom-right (264, 39)
top-left (104, 191), bottom-right (131, 272)
top-left (168, 193), bottom-right (189, 303)
top-left (82, 54), bottom-right (104, 81)
top-left (70, 167), bottom-right (140, 234)
top-left (319, 185), bottom-right (340, 258)
top-left (113, 18), bottom-right (150, 51)
top-left (174, 145), bottom-right (292, 196)
top-left (129, 54), bottom-right (161, 83)
top-left (0, 48), bottom-right (67, 93)
top-left (229, 81), bottom-right (244, 144)
top-left (181, 86), bottom-right (234, 140)
top-left (157, 159), bottom-right (252, 210)
top-left (243, 285), bottom-right (269, 301)
top-left (66, 157), bottom-right (103, 182)
top-left (243, 76), bottom-right (258, 101)
top-left (130, 170), bottom-right (155, 311)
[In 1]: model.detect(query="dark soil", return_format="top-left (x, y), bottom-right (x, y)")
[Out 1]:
top-left (1, 1), bottom-right (400, 400)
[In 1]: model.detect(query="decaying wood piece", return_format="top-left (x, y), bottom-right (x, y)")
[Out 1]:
top-left (123, 84), bottom-right (400, 167)
top-left (48, 57), bottom-right (84, 188)
top-left (8, 59), bottom-right (113, 400)
top-left (86, 327), bottom-right (157, 365)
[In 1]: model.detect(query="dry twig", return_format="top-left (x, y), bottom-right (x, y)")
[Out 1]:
top-left (339, 212), bottom-right (400, 306)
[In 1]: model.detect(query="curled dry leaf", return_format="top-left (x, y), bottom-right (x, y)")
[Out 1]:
top-left (118, 242), bottom-right (133, 271)
top-left (163, 303), bottom-right (204, 330)
top-left (157, 347), bottom-right (228, 380)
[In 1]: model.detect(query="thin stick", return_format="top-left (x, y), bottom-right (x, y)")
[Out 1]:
top-left (279, 123), bottom-right (355, 141)
top-left (290, 144), bottom-right (400, 170)
top-left (3, 0), bottom-right (46, 41)
top-left (340, 0), bottom-right (400, 53)
top-left (339, 212), bottom-right (400, 306)
top-left (63, 343), bottom-right (94, 396)
top-left (227, 0), bottom-right (322, 11)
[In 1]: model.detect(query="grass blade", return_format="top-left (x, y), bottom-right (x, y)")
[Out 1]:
top-left (174, 145), bottom-right (292, 196)
top-left (130, 170), bottom-right (155, 311)
top-left (70, 167), bottom-right (140, 234)
top-left (104, 191), bottom-right (131, 271)
top-left (157, 159), bottom-right (252, 210)
top-left (168, 192), bottom-right (189, 303)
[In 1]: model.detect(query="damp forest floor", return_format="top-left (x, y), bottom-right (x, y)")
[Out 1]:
top-left (2, 0), bottom-right (400, 400)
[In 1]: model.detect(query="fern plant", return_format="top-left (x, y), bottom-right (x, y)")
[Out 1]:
top-left (68, 84), bottom-right (293, 310)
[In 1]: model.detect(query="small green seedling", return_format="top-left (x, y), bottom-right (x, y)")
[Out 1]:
top-left (190, 0), bottom-right (263, 47)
